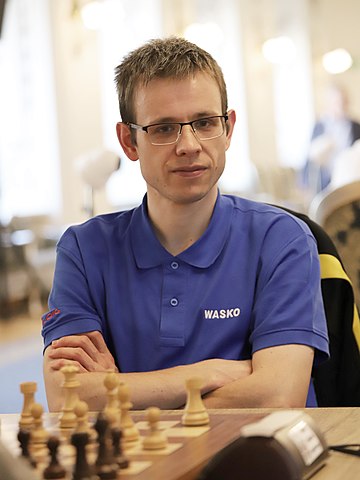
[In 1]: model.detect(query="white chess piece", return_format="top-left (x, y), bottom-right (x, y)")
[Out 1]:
top-left (19, 381), bottom-right (37, 429)
top-left (60, 365), bottom-right (80, 430)
top-left (142, 407), bottom-right (168, 450)
top-left (74, 401), bottom-right (91, 434)
top-left (118, 382), bottom-right (139, 443)
top-left (103, 372), bottom-right (120, 428)
top-left (181, 377), bottom-right (209, 426)
top-left (30, 403), bottom-right (49, 459)
top-left (74, 400), bottom-right (97, 452)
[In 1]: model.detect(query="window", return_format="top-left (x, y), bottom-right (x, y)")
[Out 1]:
top-left (0, 0), bottom-right (61, 224)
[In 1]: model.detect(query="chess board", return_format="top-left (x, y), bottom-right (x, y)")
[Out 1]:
top-left (0, 411), bottom-right (265, 480)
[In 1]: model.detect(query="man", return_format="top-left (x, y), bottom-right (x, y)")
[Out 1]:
top-left (304, 83), bottom-right (360, 193)
top-left (42, 37), bottom-right (329, 412)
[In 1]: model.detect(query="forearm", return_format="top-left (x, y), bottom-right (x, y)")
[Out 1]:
top-left (44, 368), bottom-right (188, 412)
top-left (44, 358), bottom-right (252, 412)
top-left (203, 372), bottom-right (305, 409)
top-left (203, 345), bottom-right (314, 409)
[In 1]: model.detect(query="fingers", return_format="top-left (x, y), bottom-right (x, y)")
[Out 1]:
top-left (52, 334), bottom-right (100, 360)
top-left (48, 345), bottom-right (99, 372)
top-left (48, 332), bottom-right (118, 373)
top-left (47, 356), bottom-right (88, 373)
top-left (85, 331), bottom-right (111, 354)
top-left (201, 358), bottom-right (252, 391)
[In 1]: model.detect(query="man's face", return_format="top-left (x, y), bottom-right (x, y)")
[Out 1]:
top-left (120, 72), bottom-right (235, 207)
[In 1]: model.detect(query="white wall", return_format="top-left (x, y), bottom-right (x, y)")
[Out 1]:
top-left (309, 0), bottom-right (360, 120)
top-left (49, 0), bottom-right (104, 225)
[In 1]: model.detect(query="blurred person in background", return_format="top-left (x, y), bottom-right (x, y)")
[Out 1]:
top-left (303, 83), bottom-right (360, 194)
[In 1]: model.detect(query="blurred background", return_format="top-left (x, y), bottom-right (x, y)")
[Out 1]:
top-left (1, 0), bottom-right (360, 412)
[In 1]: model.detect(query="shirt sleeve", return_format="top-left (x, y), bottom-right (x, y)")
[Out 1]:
top-left (249, 219), bottom-right (329, 366)
top-left (41, 228), bottom-right (103, 349)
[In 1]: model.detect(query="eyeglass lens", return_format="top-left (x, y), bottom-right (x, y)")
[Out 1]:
top-left (148, 117), bottom-right (225, 145)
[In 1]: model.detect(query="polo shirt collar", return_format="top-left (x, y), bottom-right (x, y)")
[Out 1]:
top-left (130, 193), bottom-right (233, 269)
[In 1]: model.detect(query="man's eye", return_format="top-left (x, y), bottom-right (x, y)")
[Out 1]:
top-left (153, 124), bottom-right (176, 134)
top-left (195, 118), bottom-right (216, 129)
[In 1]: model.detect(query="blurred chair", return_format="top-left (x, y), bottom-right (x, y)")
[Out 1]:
top-left (331, 139), bottom-right (360, 188)
top-left (254, 164), bottom-right (307, 212)
top-left (309, 180), bottom-right (360, 311)
top-left (277, 205), bottom-right (360, 406)
top-left (1, 222), bottom-right (35, 318)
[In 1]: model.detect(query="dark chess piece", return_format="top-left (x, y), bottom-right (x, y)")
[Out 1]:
top-left (111, 427), bottom-right (129, 469)
top-left (43, 436), bottom-right (66, 479)
top-left (17, 428), bottom-right (37, 468)
top-left (71, 431), bottom-right (95, 480)
top-left (94, 412), bottom-right (118, 479)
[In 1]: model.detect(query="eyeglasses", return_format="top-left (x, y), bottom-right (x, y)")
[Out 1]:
top-left (126, 114), bottom-right (228, 146)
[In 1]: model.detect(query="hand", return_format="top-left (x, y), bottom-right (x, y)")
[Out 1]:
top-left (46, 331), bottom-right (118, 373)
top-left (187, 358), bottom-right (252, 396)
top-left (203, 358), bottom-right (252, 388)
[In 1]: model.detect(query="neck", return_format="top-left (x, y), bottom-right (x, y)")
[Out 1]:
top-left (147, 190), bottom-right (218, 256)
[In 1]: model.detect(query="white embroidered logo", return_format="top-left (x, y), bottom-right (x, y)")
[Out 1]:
top-left (204, 308), bottom-right (241, 319)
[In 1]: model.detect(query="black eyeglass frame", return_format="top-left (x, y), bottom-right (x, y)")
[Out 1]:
top-left (126, 114), bottom-right (229, 145)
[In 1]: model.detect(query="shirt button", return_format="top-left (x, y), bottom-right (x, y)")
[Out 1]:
top-left (171, 261), bottom-right (179, 270)
top-left (170, 297), bottom-right (179, 307)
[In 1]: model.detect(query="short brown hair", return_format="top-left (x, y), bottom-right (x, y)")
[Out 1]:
top-left (114, 37), bottom-right (228, 123)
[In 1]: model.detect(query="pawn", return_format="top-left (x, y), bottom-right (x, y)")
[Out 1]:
top-left (142, 407), bottom-right (168, 450)
top-left (17, 429), bottom-right (36, 468)
top-left (105, 407), bottom-right (118, 431)
top-left (94, 412), bottom-right (118, 480)
top-left (118, 382), bottom-right (139, 443)
top-left (71, 431), bottom-right (95, 480)
top-left (43, 436), bottom-right (66, 479)
top-left (74, 400), bottom-right (97, 453)
top-left (30, 402), bottom-right (49, 456)
top-left (111, 427), bottom-right (129, 469)
top-left (103, 372), bottom-right (119, 423)
top-left (74, 401), bottom-right (91, 434)
top-left (181, 377), bottom-right (209, 426)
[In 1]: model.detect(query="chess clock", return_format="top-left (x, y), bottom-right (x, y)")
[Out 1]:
top-left (198, 410), bottom-right (328, 480)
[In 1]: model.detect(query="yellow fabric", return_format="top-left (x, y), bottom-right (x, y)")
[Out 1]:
top-left (319, 253), bottom-right (360, 351)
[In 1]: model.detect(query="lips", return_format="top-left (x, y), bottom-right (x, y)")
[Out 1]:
top-left (172, 165), bottom-right (207, 175)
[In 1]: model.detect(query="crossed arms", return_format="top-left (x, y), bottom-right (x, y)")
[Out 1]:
top-left (43, 331), bottom-right (314, 412)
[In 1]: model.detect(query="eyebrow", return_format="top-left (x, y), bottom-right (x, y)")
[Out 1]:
top-left (146, 112), bottom-right (221, 125)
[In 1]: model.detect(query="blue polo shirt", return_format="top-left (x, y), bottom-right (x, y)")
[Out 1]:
top-left (42, 193), bottom-right (329, 405)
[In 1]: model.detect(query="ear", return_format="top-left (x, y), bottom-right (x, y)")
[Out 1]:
top-left (225, 109), bottom-right (236, 151)
top-left (116, 122), bottom-right (139, 161)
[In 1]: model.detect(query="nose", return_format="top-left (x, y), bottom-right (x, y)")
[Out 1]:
top-left (175, 124), bottom-right (202, 155)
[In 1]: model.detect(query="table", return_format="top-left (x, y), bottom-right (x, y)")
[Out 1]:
top-left (0, 408), bottom-right (359, 479)
top-left (231, 408), bottom-right (360, 479)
